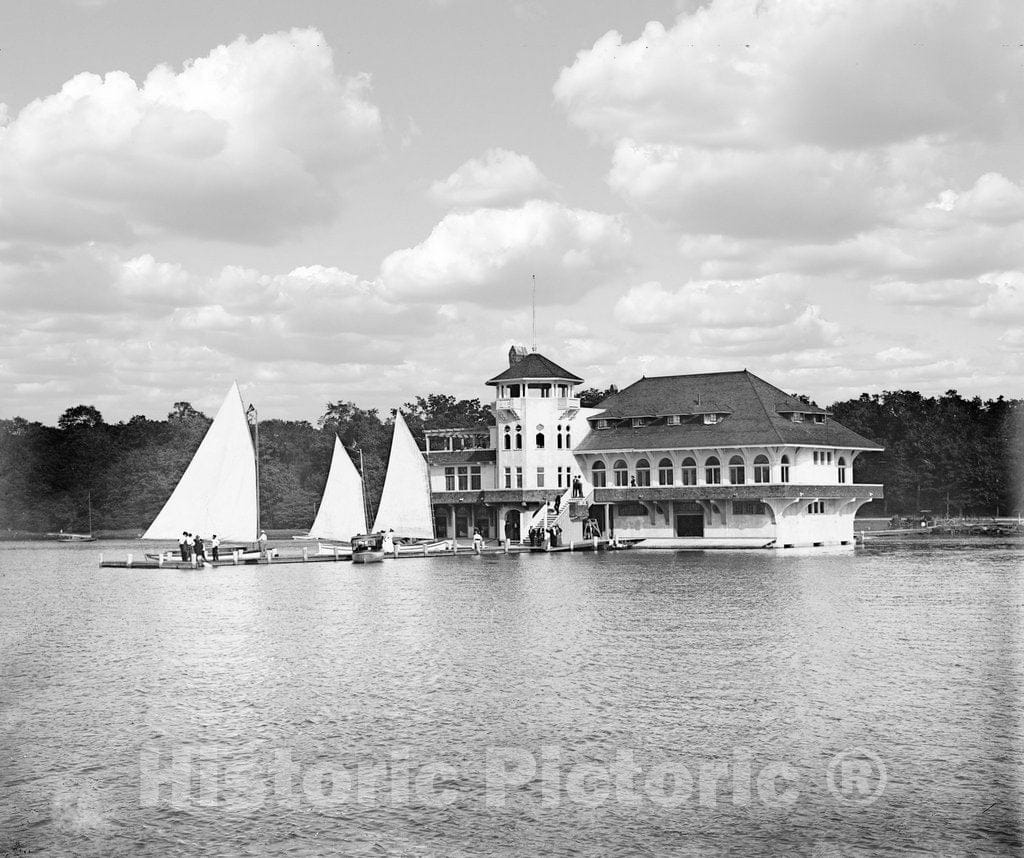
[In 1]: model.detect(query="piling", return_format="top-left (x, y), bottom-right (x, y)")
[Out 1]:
top-left (302, 547), bottom-right (308, 562)
top-left (126, 553), bottom-right (133, 567)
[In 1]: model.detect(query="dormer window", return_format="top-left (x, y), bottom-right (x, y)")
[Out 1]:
top-left (790, 413), bottom-right (802, 423)
top-left (595, 419), bottom-right (610, 429)
top-left (703, 413), bottom-right (720, 425)
top-left (666, 415), bottom-right (680, 425)
top-left (813, 414), bottom-right (825, 424)
top-left (631, 417), bottom-right (646, 428)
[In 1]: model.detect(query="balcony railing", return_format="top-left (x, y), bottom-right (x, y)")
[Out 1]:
top-left (557, 397), bottom-right (580, 409)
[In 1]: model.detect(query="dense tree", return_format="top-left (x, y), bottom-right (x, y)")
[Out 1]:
top-left (578, 385), bottom-right (619, 408)
top-left (0, 388), bottom-right (1019, 535)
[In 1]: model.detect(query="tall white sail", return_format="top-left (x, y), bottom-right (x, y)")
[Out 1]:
top-left (143, 382), bottom-right (258, 542)
top-left (308, 436), bottom-right (367, 540)
top-left (371, 412), bottom-right (434, 538)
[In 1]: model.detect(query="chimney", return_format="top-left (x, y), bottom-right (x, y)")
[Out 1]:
top-left (508, 345), bottom-right (529, 366)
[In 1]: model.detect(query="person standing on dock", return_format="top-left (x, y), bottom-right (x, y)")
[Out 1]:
top-left (258, 530), bottom-right (268, 558)
top-left (472, 528), bottom-right (484, 554)
top-left (193, 533), bottom-right (205, 563)
top-left (179, 532), bottom-right (189, 561)
top-left (211, 534), bottom-right (220, 562)
top-left (183, 533), bottom-right (192, 562)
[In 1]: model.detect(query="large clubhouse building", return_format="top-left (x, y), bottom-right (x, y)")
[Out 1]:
top-left (424, 347), bottom-right (884, 549)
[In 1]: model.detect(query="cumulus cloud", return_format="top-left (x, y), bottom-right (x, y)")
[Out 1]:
top-left (614, 277), bottom-right (840, 357)
top-left (869, 279), bottom-right (992, 308)
top-left (555, 2), bottom-right (1024, 150)
top-left (969, 271), bottom-right (1024, 323)
top-left (429, 148), bottom-right (551, 207)
top-left (379, 199), bottom-right (631, 304)
top-left (0, 28), bottom-right (382, 245)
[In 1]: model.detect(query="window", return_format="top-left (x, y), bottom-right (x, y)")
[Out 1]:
top-left (515, 425), bottom-right (522, 449)
top-left (537, 467), bottom-right (545, 488)
top-left (807, 501), bottom-right (825, 515)
top-left (838, 457), bottom-right (847, 483)
top-left (504, 467), bottom-right (512, 489)
top-left (729, 455), bottom-right (745, 485)
top-left (515, 467), bottom-right (523, 488)
top-left (444, 467), bottom-right (455, 491)
top-left (791, 413), bottom-right (803, 423)
top-left (667, 415), bottom-right (680, 425)
top-left (457, 466), bottom-right (468, 491)
top-left (565, 428), bottom-right (571, 448)
top-left (753, 454), bottom-right (770, 484)
top-left (813, 451), bottom-right (820, 465)
top-left (826, 451), bottom-right (833, 464)
top-left (631, 417), bottom-right (646, 428)
top-left (591, 461), bottom-right (607, 487)
top-left (780, 455), bottom-right (790, 483)
top-left (681, 457), bottom-right (697, 485)
top-left (658, 458), bottom-right (674, 485)
top-left (813, 414), bottom-right (825, 424)
top-left (470, 466), bottom-right (481, 490)
top-left (705, 456), bottom-right (721, 484)
top-left (536, 432), bottom-right (545, 449)
top-left (635, 458), bottom-right (651, 487)
top-left (508, 384), bottom-right (521, 398)
top-left (703, 413), bottom-right (719, 425)
top-left (503, 426), bottom-right (511, 450)
top-left (596, 419), bottom-right (610, 429)
top-left (733, 500), bottom-right (766, 516)
top-left (613, 459), bottom-right (629, 487)
top-left (557, 425), bottom-right (563, 449)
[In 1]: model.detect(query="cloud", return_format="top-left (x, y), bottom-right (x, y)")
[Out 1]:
top-left (969, 271), bottom-right (1024, 323)
top-left (869, 279), bottom-right (992, 308)
top-left (429, 148), bottom-right (551, 207)
top-left (554, 2), bottom-right (1024, 150)
top-left (379, 199), bottom-right (631, 304)
top-left (0, 28), bottom-right (382, 245)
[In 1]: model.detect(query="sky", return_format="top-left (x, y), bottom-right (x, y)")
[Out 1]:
top-left (1, 0), bottom-right (1023, 425)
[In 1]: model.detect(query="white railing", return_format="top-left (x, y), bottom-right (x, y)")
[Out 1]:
top-left (496, 398), bottom-right (524, 411)
top-left (557, 397), bottom-right (580, 409)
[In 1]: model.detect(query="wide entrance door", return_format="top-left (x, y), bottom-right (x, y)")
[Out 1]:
top-left (504, 510), bottom-right (521, 542)
top-left (675, 501), bottom-right (704, 537)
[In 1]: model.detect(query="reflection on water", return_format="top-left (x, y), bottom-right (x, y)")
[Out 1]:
top-left (0, 539), bottom-right (1021, 855)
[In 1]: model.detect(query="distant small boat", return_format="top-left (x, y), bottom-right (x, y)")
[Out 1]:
top-left (47, 491), bottom-right (96, 542)
top-left (350, 532), bottom-right (385, 564)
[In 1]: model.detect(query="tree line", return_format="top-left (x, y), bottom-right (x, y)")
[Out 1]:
top-left (0, 387), bottom-right (1019, 535)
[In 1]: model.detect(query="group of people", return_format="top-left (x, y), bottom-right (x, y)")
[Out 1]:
top-left (527, 523), bottom-right (562, 548)
top-left (178, 531), bottom-right (220, 563)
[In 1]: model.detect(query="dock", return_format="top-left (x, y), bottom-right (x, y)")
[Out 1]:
top-left (97, 539), bottom-right (612, 568)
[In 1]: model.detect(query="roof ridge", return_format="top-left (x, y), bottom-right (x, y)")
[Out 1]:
top-left (745, 370), bottom-right (786, 445)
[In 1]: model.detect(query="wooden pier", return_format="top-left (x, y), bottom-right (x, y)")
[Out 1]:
top-left (98, 538), bottom-right (615, 568)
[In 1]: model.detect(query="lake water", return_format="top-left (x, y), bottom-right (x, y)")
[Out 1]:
top-left (1, 539), bottom-right (1021, 856)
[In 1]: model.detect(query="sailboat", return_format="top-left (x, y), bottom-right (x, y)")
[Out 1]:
top-left (371, 412), bottom-right (451, 556)
top-left (307, 436), bottom-right (368, 557)
top-left (48, 491), bottom-right (96, 542)
top-left (143, 382), bottom-right (272, 563)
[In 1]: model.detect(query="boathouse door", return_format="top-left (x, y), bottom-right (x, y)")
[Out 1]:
top-left (675, 502), bottom-right (704, 537)
top-left (504, 510), bottom-right (521, 543)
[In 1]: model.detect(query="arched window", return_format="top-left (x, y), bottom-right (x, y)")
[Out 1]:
top-left (515, 425), bottom-right (522, 450)
top-left (658, 458), bottom-right (674, 485)
top-left (838, 456), bottom-right (847, 483)
top-left (636, 458), bottom-right (651, 487)
top-left (591, 461), bottom-right (606, 488)
top-left (536, 430), bottom-right (545, 449)
top-left (753, 454), bottom-right (770, 484)
top-left (780, 455), bottom-right (790, 483)
top-left (705, 456), bottom-right (721, 485)
top-left (556, 424), bottom-right (563, 449)
top-left (729, 455), bottom-right (745, 485)
top-left (503, 426), bottom-right (511, 450)
top-left (681, 457), bottom-right (697, 485)
top-left (613, 459), bottom-right (629, 487)
top-left (565, 428), bottom-right (571, 448)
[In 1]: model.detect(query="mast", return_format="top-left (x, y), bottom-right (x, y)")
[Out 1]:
top-left (247, 401), bottom-right (261, 539)
top-left (87, 491), bottom-right (92, 536)
top-left (355, 446), bottom-right (370, 533)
